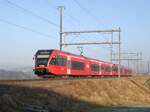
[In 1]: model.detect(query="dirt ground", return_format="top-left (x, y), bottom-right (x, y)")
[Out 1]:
top-left (0, 75), bottom-right (150, 112)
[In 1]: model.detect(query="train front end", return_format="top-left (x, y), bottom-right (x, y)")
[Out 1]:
top-left (33, 50), bottom-right (53, 77)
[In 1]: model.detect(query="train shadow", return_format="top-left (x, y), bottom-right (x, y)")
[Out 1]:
top-left (0, 84), bottom-right (150, 112)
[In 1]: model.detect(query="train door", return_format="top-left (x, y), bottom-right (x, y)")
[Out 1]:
top-left (99, 63), bottom-right (102, 75)
top-left (110, 64), bottom-right (113, 75)
top-left (67, 56), bottom-right (71, 76)
top-left (86, 61), bottom-right (90, 76)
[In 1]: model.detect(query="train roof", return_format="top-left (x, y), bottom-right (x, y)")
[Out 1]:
top-left (36, 49), bottom-right (130, 69)
top-left (53, 49), bottom-right (114, 65)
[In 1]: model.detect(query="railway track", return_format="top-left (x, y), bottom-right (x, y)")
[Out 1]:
top-left (0, 75), bottom-right (135, 84)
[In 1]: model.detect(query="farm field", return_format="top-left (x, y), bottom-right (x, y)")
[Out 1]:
top-left (0, 75), bottom-right (150, 112)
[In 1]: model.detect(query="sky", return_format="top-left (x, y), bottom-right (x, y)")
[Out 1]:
top-left (0, 0), bottom-right (150, 70)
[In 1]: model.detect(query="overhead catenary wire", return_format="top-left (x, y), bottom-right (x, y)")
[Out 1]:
top-left (69, 33), bottom-right (117, 53)
top-left (73, 0), bottom-right (106, 28)
top-left (45, 0), bottom-right (84, 29)
top-left (65, 13), bottom-right (81, 24)
top-left (65, 34), bottom-right (117, 58)
top-left (46, 0), bottom-right (106, 30)
top-left (0, 18), bottom-right (56, 39)
top-left (73, 0), bottom-right (94, 18)
top-left (5, 0), bottom-right (60, 28)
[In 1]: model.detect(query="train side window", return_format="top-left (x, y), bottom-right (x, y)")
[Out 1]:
top-left (112, 67), bottom-right (115, 71)
top-left (106, 67), bottom-right (108, 71)
top-left (91, 64), bottom-right (99, 71)
top-left (101, 66), bottom-right (105, 71)
top-left (113, 67), bottom-right (118, 72)
top-left (105, 66), bottom-right (108, 71)
top-left (121, 69), bottom-right (123, 73)
top-left (63, 57), bottom-right (67, 66)
top-left (50, 56), bottom-right (67, 66)
top-left (99, 65), bottom-right (101, 71)
top-left (105, 66), bottom-right (111, 72)
top-left (109, 67), bottom-right (111, 72)
top-left (125, 70), bottom-right (128, 74)
top-left (71, 61), bottom-right (85, 70)
top-left (57, 57), bottom-right (67, 66)
top-left (50, 56), bottom-right (57, 65)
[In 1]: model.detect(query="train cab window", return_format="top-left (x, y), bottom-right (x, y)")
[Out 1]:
top-left (71, 61), bottom-right (85, 70)
top-left (91, 64), bottom-right (99, 71)
top-left (50, 56), bottom-right (67, 66)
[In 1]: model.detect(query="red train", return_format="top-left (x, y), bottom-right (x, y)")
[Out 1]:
top-left (33, 49), bottom-right (132, 77)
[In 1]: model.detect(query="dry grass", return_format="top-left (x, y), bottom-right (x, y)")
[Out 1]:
top-left (0, 75), bottom-right (150, 112)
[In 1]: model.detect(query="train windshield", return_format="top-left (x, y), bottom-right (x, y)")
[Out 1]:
top-left (36, 58), bottom-right (49, 66)
top-left (35, 50), bottom-right (53, 66)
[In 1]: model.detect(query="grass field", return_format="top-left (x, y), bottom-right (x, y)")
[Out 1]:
top-left (0, 75), bottom-right (150, 112)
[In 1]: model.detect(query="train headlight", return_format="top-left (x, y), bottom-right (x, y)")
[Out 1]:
top-left (39, 65), bottom-right (45, 67)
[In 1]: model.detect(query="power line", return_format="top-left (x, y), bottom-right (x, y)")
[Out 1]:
top-left (66, 33), bottom-right (117, 53)
top-left (73, 0), bottom-right (93, 17)
top-left (5, 0), bottom-right (60, 28)
top-left (46, 0), bottom-right (57, 10)
top-left (45, 0), bottom-right (82, 29)
top-left (73, 0), bottom-right (105, 27)
top-left (0, 18), bottom-right (56, 39)
top-left (45, 0), bottom-right (91, 30)
top-left (65, 12), bottom-right (81, 25)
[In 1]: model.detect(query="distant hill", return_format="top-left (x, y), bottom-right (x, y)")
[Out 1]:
top-left (0, 69), bottom-right (38, 80)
